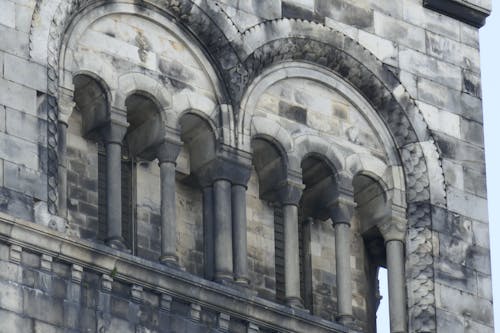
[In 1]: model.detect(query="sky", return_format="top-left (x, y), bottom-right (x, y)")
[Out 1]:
top-left (480, 2), bottom-right (499, 329)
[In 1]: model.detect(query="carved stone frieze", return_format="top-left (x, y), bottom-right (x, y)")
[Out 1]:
top-left (406, 202), bottom-right (436, 333)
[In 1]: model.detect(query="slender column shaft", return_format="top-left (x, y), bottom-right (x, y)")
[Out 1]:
top-left (283, 204), bottom-right (302, 307)
top-left (105, 140), bottom-right (124, 248)
top-left (232, 184), bottom-right (248, 284)
top-left (214, 179), bottom-right (233, 281)
top-left (203, 186), bottom-right (215, 280)
top-left (386, 240), bottom-right (406, 333)
top-left (159, 160), bottom-right (177, 265)
top-left (57, 121), bottom-right (68, 218)
top-left (334, 222), bottom-right (353, 324)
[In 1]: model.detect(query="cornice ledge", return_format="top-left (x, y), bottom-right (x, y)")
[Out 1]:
top-left (0, 212), bottom-right (347, 333)
top-left (423, 0), bottom-right (491, 28)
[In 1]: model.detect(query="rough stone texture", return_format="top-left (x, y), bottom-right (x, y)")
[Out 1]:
top-left (0, 0), bottom-right (493, 332)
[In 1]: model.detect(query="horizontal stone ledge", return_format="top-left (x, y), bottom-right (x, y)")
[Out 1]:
top-left (0, 212), bottom-right (347, 333)
top-left (423, 0), bottom-right (490, 28)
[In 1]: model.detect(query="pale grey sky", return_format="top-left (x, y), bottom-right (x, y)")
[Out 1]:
top-left (481, 2), bottom-right (499, 329)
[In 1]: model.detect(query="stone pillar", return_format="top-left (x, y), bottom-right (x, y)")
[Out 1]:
top-left (329, 193), bottom-right (355, 325)
top-left (231, 166), bottom-right (251, 285)
top-left (57, 121), bottom-right (69, 217)
top-left (103, 115), bottom-right (128, 249)
top-left (379, 214), bottom-right (408, 333)
top-left (57, 90), bottom-right (75, 218)
top-left (157, 140), bottom-right (182, 266)
top-left (214, 178), bottom-right (233, 282)
top-left (278, 180), bottom-right (304, 308)
top-left (202, 185), bottom-right (215, 280)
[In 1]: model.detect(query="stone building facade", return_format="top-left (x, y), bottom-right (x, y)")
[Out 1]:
top-left (0, 0), bottom-right (493, 332)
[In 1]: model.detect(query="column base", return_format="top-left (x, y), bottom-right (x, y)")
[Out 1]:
top-left (234, 276), bottom-right (249, 286)
top-left (336, 314), bottom-right (353, 326)
top-left (286, 297), bottom-right (304, 309)
top-left (215, 272), bottom-right (234, 284)
top-left (159, 254), bottom-right (179, 267)
top-left (106, 237), bottom-right (128, 251)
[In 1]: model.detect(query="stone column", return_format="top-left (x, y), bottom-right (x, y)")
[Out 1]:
top-left (57, 90), bottom-right (75, 218)
top-left (329, 193), bottom-right (355, 325)
top-left (157, 140), bottom-right (182, 266)
top-left (231, 166), bottom-right (251, 285)
top-left (379, 215), bottom-right (408, 333)
top-left (57, 121), bottom-right (69, 217)
top-left (103, 115), bottom-right (128, 249)
top-left (214, 178), bottom-right (233, 282)
top-left (202, 185), bottom-right (215, 280)
top-left (278, 180), bottom-right (304, 308)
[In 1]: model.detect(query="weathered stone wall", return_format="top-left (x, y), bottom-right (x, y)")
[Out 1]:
top-left (0, 239), bottom-right (232, 333)
top-left (0, 0), bottom-right (493, 332)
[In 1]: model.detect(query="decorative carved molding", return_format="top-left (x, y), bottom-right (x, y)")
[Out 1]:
top-left (406, 202), bottom-right (436, 333)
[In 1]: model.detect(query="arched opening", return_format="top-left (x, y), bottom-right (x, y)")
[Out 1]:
top-left (353, 174), bottom-right (389, 333)
top-left (178, 112), bottom-right (217, 277)
top-left (119, 93), bottom-right (164, 257)
top-left (66, 74), bottom-right (109, 241)
top-left (299, 155), bottom-right (338, 313)
top-left (250, 137), bottom-right (288, 302)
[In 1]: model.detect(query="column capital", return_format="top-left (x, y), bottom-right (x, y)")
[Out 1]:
top-left (329, 192), bottom-right (356, 226)
top-left (276, 173), bottom-right (304, 206)
top-left (58, 88), bottom-right (76, 125)
top-left (157, 138), bottom-right (183, 164)
top-left (102, 118), bottom-right (128, 144)
top-left (378, 214), bottom-right (407, 243)
top-left (196, 152), bottom-right (252, 188)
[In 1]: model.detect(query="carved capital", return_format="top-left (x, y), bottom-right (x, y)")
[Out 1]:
top-left (329, 194), bottom-right (356, 226)
top-left (196, 151), bottom-right (252, 187)
top-left (58, 87), bottom-right (75, 125)
top-left (103, 119), bottom-right (128, 144)
top-left (277, 176), bottom-right (304, 206)
top-left (378, 215), bottom-right (407, 243)
top-left (157, 138), bottom-right (183, 164)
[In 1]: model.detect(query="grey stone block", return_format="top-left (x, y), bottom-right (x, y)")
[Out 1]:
top-left (0, 0), bottom-right (15, 28)
top-left (6, 107), bottom-right (47, 145)
top-left (23, 288), bottom-right (64, 326)
top-left (4, 54), bottom-right (47, 92)
top-left (0, 77), bottom-right (36, 116)
top-left (215, 0), bottom-right (281, 20)
top-left (463, 165), bottom-right (487, 198)
top-left (34, 320), bottom-right (64, 333)
top-left (0, 187), bottom-right (34, 221)
top-left (0, 279), bottom-right (23, 312)
top-left (446, 186), bottom-right (488, 222)
top-left (399, 47), bottom-right (462, 91)
top-left (435, 257), bottom-right (477, 293)
top-left (0, 309), bottom-right (32, 333)
top-left (460, 118), bottom-right (484, 146)
top-left (0, 132), bottom-right (39, 169)
top-left (465, 245), bottom-right (491, 275)
top-left (315, 0), bottom-right (373, 29)
top-left (15, 2), bottom-right (35, 33)
top-left (0, 105), bottom-right (5, 132)
top-left (4, 161), bottom-right (47, 200)
top-left (436, 284), bottom-right (493, 326)
top-left (374, 11), bottom-right (425, 52)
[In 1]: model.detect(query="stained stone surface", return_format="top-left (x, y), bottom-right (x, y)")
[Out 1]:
top-left (0, 0), bottom-right (493, 332)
